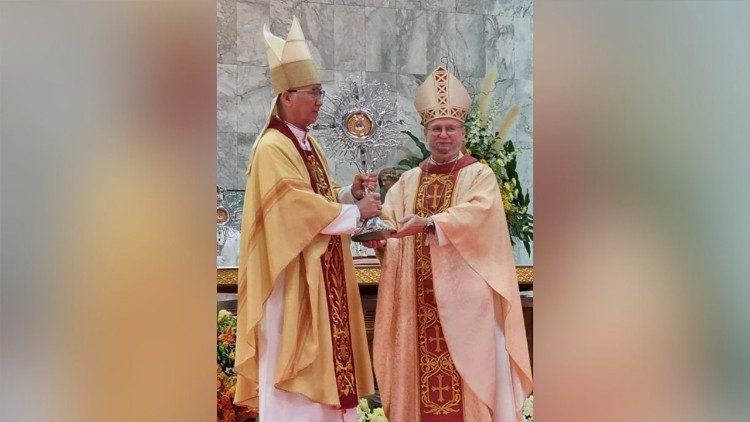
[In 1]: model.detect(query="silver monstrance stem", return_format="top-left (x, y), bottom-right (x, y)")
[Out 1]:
top-left (351, 150), bottom-right (395, 242)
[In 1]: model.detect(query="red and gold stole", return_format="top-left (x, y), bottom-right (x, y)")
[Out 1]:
top-left (268, 117), bottom-right (359, 409)
top-left (414, 155), bottom-right (477, 421)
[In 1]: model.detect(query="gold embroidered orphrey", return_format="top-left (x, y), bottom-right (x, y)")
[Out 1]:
top-left (268, 115), bottom-right (359, 408)
top-left (304, 147), bottom-right (359, 408)
top-left (414, 171), bottom-right (465, 420)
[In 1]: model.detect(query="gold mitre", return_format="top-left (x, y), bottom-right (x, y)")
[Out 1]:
top-left (264, 16), bottom-right (320, 95)
top-left (414, 66), bottom-right (472, 125)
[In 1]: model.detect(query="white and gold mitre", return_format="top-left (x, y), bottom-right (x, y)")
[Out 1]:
top-left (263, 16), bottom-right (320, 95)
top-left (414, 66), bottom-right (472, 124)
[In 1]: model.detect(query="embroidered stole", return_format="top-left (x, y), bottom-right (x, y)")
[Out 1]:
top-left (414, 156), bottom-right (477, 421)
top-left (268, 117), bottom-right (358, 409)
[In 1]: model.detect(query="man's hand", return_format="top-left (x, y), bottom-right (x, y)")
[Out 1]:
top-left (362, 239), bottom-right (386, 249)
top-left (393, 214), bottom-right (429, 238)
top-left (356, 192), bottom-right (381, 219)
top-left (352, 172), bottom-right (378, 200)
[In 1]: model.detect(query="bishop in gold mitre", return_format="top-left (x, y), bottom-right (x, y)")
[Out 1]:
top-left (367, 66), bottom-right (533, 421)
top-left (233, 17), bottom-right (380, 422)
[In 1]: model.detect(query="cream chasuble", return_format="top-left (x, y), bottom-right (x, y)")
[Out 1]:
top-left (234, 116), bottom-right (374, 417)
top-left (374, 158), bottom-right (532, 422)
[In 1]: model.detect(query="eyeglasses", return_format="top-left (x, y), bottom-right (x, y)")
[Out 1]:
top-left (426, 125), bottom-right (464, 135)
top-left (287, 88), bottom-right (326, 99)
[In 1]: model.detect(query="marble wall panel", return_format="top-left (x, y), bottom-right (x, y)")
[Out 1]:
top-left (300, 2), bottom-right (335, 70)
top-left (500, 78), bottom-right (519, 143)
top-left (331, 70), bottom-right (365, 97)
top-left (494, 0), bottom-right (534, 18)
top-left (333, 5), bottom-right (366, 70)
top-left (428, 0), bottom-right (456, 13)
top-left (397, 9), bottom-right (428, 75)
top-left (393, 0), bottom-right (455, 12)
top-left (365, 7), bottom-right (399, 73)
top-left (486, 0), bottom-right (532, 17)
top-left (334, 0), bottom-right (365, 6)
top-left (487, 0), bottom-right (514, 16)
top-left (478, 77), bottom-right (517, 143)
top-left (514, 78), bottom-right (532, 145)
top-left (425, 10), bottom-right (457, 72)
top-left (455, 13), bottom-right (485, 77)
top-left (363, 71), bottom-right (400, 89)
top-left (269, 0), bottom-right (302, 35)
top-left (218, 0), bottom-right (237, 64)
top-left (485, 14), bottom-right (514, 79)
top-left (513, 17), bottom-right (533, 80)
top-left (218, 64), bottom-right (238, 132)
top-left (317, 68), bottom-right (336, 94)
top-left (237, 65), bottom-right (273, 134)
top-left (393, 0), bottom-right (421, 10)
top-left (364, 0), bottom-right (391, 6)
top-left (514, 141), bottom-right (533, 202)
top-left (513, 0), bottom-right (532, 17)
top-left (456, 0), bottom-right (485, 15)
top-left (236, 2), bottom-right (270, 65)
top-left (236, 131), bottom-right (259, 182)
top-left (218, 132), bottom-right (240, 189)
top-left (395, 73), bottom-right (427, 163)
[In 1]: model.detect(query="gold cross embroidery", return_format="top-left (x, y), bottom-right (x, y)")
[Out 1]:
top-left (431, 374), bottom-right (450, 403)
top-left (426, 184), bottom-right (442, 209)
top-left (428, 325), bottom-right (445, 353)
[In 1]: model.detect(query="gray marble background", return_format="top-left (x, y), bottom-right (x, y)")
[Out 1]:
top-left (217, 0), bottom-right (533, 262)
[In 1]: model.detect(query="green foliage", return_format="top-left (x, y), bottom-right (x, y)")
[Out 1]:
top-left (395, 130), bottom-right (430, 172)
top-left (217, 309), bottom-right (237, 376)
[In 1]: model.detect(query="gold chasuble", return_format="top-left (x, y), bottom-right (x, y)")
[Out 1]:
top-left (374, 158), bottom-right (533, 422)
top-left (234, 116), bottom-right (374, 411)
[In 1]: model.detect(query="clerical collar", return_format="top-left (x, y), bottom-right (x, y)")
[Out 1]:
top-left (429, 152), bottom-right (463, 165)
top-left (282, 120), bottom-right (311, 151)
top-left (419, 154), bottom-right (478, 174)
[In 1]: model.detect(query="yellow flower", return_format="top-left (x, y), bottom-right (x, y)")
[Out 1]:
top-left (218, 309), bottom-right (231, 323)
top-left (501, 190), bottom-right (512, 209)
top-left (372, 408), bottom-right (389, 422)
top-left (357, 398), bottom-right (370, 413)
top-left (480, 159), bottom-right (487, 164)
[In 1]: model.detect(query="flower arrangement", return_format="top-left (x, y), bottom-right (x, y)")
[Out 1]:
top-left (397, 69), bottom-right (533, 255)
top-left (357, 398), bottom-right (388, 422)
top-left (464, 69), bottom-right (533, 255)
top-left (217, 309), bottom-right (256, 422)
